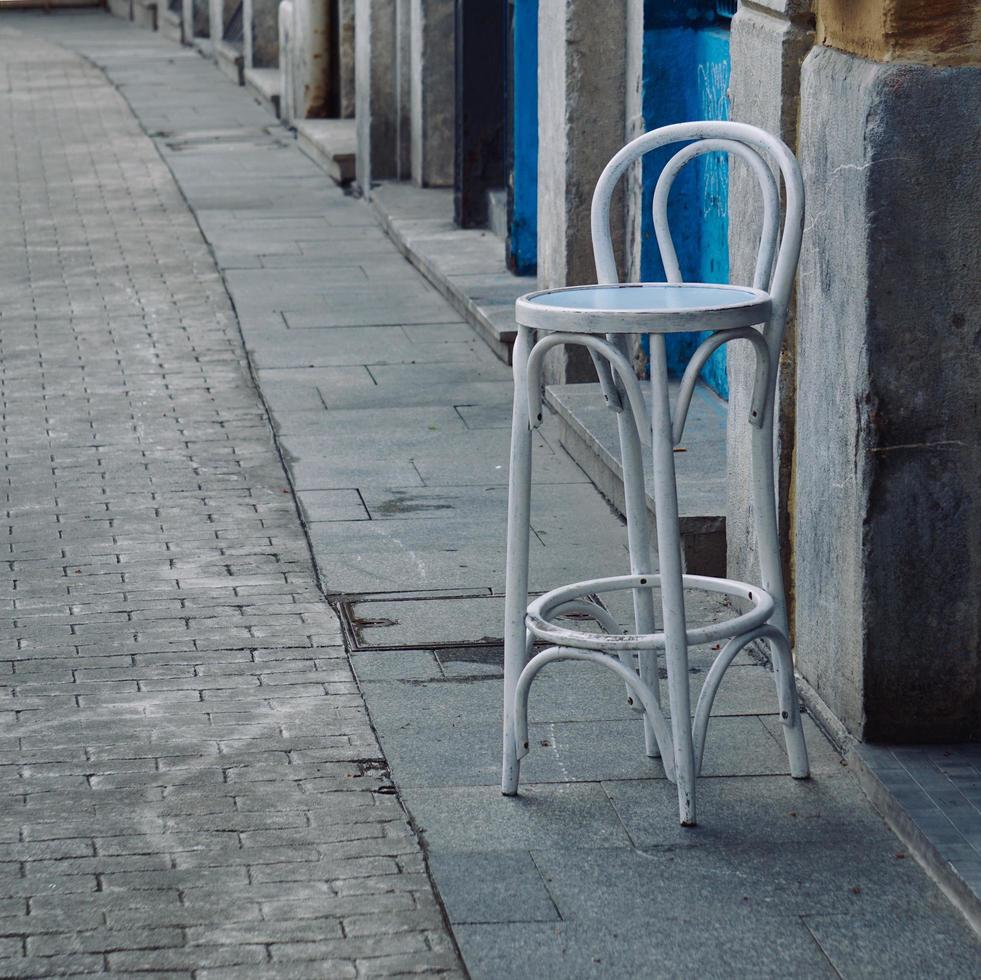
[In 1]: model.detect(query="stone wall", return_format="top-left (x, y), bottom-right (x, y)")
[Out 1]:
top-left (726, 0), bottom-right (981, 742)
top-left (725, 0), bottom-right (814, 618)
top-left (245, 0), bottom-right (280, 67)
top-left (795, 44), bottom-right (981, 741)
top-left (536, 0), bottom-right (628, 385)
top-left (280, 0), bottom-right (332, 122)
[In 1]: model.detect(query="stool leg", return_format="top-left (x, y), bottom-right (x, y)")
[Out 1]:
top-left (751, 349), bottom-right (788, 637)
top-left (503, 326), bottom-right (534, 796)
top-left (616, 405), bottom-right (661, 758)
top-left (648, 335), bottom-right (696, 826)
top-left (767, 631), bottom-right (810, 779)
top-left (751, 324), bottom-right (808, 780)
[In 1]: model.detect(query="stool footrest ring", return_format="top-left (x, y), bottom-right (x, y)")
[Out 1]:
top-left (526, 573), bottom-right (775, 651)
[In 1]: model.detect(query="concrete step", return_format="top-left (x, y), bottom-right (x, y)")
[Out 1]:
top-left (133, 0), bottom-right (158, 31)
top-left (244, 67), bottom-right (281, 118)
top-left (159, 7), bottom-right (183, 44)
top-left (370, 181), bottom-right (531, 364)
top-left (546, 381), bottom-right (727, 576)
top-left (214, 39), bottom-right (244, 86)
top-left (295, 118), bottom-right (357, 185)
top-left (107, 0), bottom-right (132, 20)
top-left (487, 187), bottom-right (507, 242)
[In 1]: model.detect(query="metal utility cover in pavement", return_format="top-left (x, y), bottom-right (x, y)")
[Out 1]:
top-left (339, 592), bottom-right (505, 651)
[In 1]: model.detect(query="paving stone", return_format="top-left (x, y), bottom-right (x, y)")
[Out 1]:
top-left (454, 919), bottom-right (836, 980)
top-left (803, 911), bottom-right (981, 980)
top-left (603, 772), bottom-right (895, 848)
top-left (534, 839), bottom-right (958, 924)
top-left (427, 851), bottom-right (559, 925)
top-left (400, 784), bottom-right (633, 851)
top-left (0, 16), bottom-right (458, 977)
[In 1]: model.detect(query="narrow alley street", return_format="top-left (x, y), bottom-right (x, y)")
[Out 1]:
top-left (1, 10), bottom-right (978, 978)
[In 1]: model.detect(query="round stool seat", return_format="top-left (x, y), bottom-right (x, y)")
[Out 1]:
top-left (515, 282), bottom-right (771, 335)
top-left (526, 573), bottom-right (775, 651)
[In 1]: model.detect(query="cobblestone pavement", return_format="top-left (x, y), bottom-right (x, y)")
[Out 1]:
top-left (7, 10), bottom-right (981, 980)
top-left (0, 22), bottom-right (461, 979)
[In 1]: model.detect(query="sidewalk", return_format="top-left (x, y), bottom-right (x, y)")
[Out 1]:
top-left (7, 10), bottom-right (981, 978)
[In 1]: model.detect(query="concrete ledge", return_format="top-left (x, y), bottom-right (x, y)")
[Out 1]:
top-left (159, 7), bottom-right (183, 43)
top-left (132, 0), bottom-right (158, 31)
top-left (295, 119), bottom-right (357, 185)
top-left (848, 742), bottom-right (981, 939)
top-left (107, 0), bottom-right (133, 20)
top-left (369, 182), bottom-right (531, 364)
top-left (214, 39), bottom-right (244, 86)
top-left (546, 382), bottom-right (727, 576)
top-left (244, 67), bottom-right (281, 118)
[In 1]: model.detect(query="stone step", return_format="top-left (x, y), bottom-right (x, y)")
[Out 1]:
top-left (159, 7), bottom-right (183, 44)
top-left (295, 118), bottom-right (357, 185)
top-left (107, 0), bottom-right (132, 20)
top-left (546, 381), bottom-right (727, 576)
top-left (244, 67), bottom-right (281, 118)
top-left (486, 187), bottom-right (508, 242)
top-left (214, 39), bottom-right (244, 86)
top-left (132, 0), bottom-right (157, 31)
top-left (370, 181), bottom-right (530, 364)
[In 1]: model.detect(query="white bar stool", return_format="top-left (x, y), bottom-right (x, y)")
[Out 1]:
top-left (501, 122), bottom-right (810, 827)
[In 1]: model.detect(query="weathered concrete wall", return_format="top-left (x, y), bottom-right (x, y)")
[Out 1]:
top-left (355, 0), bottom-right (398, 191)
top-left (244, 0), bottom-right (280, 67)
top-left (338, 0), bottom-right (356, 118)
top-left (623, 0), bottom-right (644, 286)
top-left (725, 0), bottom-right (814, 612)
top-left (395, 0), bottom-right (412, 178)
top-left (185, 0), bottom-right (210, 39)
top-left (795, 45), bottom-right (981, 740)
top-left (278, 1), bottom-right (295, 119)
top-left (280, 0), bottom-right (331, 123)
top-left (537, 0), bottom-right (628, 385)
top-left (409, 0), bottom-right (454, 186)
top-left (208, 0), bottom-right (238, 42)
top-left (209, 0), bottom-right (223, 46)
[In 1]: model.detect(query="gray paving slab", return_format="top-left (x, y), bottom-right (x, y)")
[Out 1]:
top-left (531, 840), bottom-right (959, 922)
top-left (17, 10), bottom-right (979, 979)
top-left (454, 919), bottom-right (836, 980)
top-left (402, 785), bottom-right (634, 851)
top-left (603, 772), bottom-right (895, 848)
top-left (427, 851), bottom-right (559, 925)
top-left (803, 911), bottom-right (981, 980)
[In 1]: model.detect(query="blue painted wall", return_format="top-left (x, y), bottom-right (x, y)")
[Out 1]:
top-left (508, 0), bottom-right (538, 275)
top-left (642, 2), bottom-right (731, 396)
